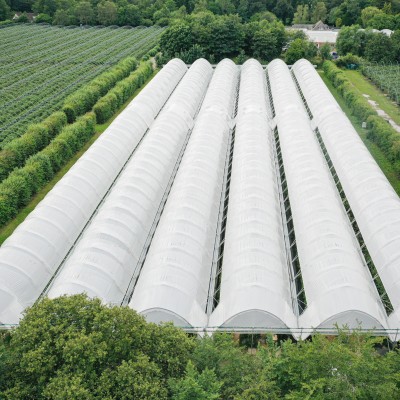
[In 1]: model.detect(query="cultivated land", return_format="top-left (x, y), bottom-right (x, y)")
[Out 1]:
top-left (0, 69), bottom-right (157, 244)
top-left (0, 24), bottom-right (163, 146)
top-left (362, 64), bottom-right (400, 106)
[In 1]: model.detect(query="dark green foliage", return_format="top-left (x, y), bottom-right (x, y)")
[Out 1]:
top-left (62, 57), bottom-right (137, 123)
top-left (323, 60), bottom-right (400, 175)
top-left (367, 115), bottom-right (400, 175)
top-left (0, 112), bottom-right (67, 182)
top-left (0, 0), bottom-right (11, 21)
top-left (1, 296), bottom-right (400, 399)
top-left (0, 295), bottom-right (194, 399)
top-left (285, 37), bottom-right (318, 64)
top-left (0, 113), bottom-right (95, 227)
top-left (160, 12), bottom-right (286, 63)
top-left (93, 62), bottom-right (153, 124)
top-left (365, 33), bottom-right (395, 63)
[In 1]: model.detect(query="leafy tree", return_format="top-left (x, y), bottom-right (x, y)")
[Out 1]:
top-left (319, 42), bottom-right (332, 60)
top-left (160, 23), bottom-right (194, 57)
top-left (368, 13), bottom-right (396, 30)
top-left (365, 32), bottom-right (395, 62)
top-left (35, 12), bottom-right (52, 22)
top-left (15, 11), bottom-right (29, 21)
top-left (8, 0), bottom-right (34, 12)
top-left (169, 361), bottom-right (222, 400)
top-left (208, 14), bottom-right (244, 60)
top-left (191, 333), bottom-right (261, 399)
top-left (336, 25), bottom-right (371, 56)
top-left (293, 4), bottom-right (310, 24)
top-left (0, 0), bottom-right (11, 21)
top-left (285, 37), bottom-right (317, 64)
top-left (251, 21), bottom-right (286, 61)
top-left (0, 295), bottom-right (194, 399)
top-left (32, 0), bottom-right (57, 16)
top-left (272, 0), bottom-right (293, 24)
top-left (392, 29), bottom-right (400, 62)
top-left (117, 4), bottom-right (142, 26)
top-left (75, 1), bottom-right (94, 24)
top-left (52, 8), bottom-right (73, 25)
top-left (361, 6), bottom-right (383, 27)
top-left (97, 0), bottom-right (117, 25)
top-left (259, 331), bottom-right (400, 399)
top-left (311, 1), bottom-right (327, 23)
top-left (237, 0), bottom-right (249, 20)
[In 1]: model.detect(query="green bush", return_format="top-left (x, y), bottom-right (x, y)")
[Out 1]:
top-left (335, 53), bottom-right (363, 68)
top-left (93, 62), bottom-right (153, 123)
top-left (62, 57), bottom-right (137, 123)
top-left (367, 115), bottom-right (400, 174)
top-left (0, 112), bottom-right (67, 182)
top-left (323, 60), bottom-right (400, 174)
top-left (0, 113), bottom-right (96, 227)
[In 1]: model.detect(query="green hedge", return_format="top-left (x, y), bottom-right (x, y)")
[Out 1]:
top-left (0, 113), bottom-right (96, 226)
top-left (0, 112), bottom-right (67, 182)
top-left (62, 57), bottom-right (138, 123)
top-left (93, 62), bottom-right (153, 124)
top-left (323, 60), bottom-right (399, 174)
top-left (367, 115), bottom-right (400, 175)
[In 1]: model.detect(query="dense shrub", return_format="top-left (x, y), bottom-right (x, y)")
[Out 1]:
top-left (62, 57), bottom-right (137, 123)
top-left (323, 60), bottom-right (400, 174)
top-left (0, 113), bottom-right (96, 226)
top-left (93, 62), bottom-right (153, 123)
top-left (0, 112), bottom-right (67, 182)
top-left (323, 60), bottom-right (375, 121)
top-left (367, 115), bottom-right (400, 175)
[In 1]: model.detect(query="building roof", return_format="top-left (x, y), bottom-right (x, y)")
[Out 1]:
top-left (305, 30), bottom-right (338, 43)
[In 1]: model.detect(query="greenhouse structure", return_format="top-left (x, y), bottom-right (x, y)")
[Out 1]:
top-left (0, 58), bottom-right (399, 340)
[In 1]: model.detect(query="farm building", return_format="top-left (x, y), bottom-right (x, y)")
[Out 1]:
top-left (0, 58), bottom-right (399, 340)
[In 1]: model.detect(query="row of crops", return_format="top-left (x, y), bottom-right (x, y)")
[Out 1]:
top-left (0, 24), bottom-right (164, 146)
top-left (361, 64), bottom-right (400, 105)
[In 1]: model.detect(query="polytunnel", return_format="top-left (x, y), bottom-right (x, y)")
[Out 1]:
top-left (47, 59), bottom-right (213, 304)
top-left (0, 57), bottom-right (399, 339)
top-left (209, 59), bottom-right (297, 331)
top-left (0, 59), bottom-right (187, 325)
top-left (129, 59), bottom-right (239, 328)
top-left (291, 60), bottom-right (400, 334)
top-left (267, 59), bottom-right (388, 338)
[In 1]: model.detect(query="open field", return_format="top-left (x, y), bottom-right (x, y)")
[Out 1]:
top-left (362, 64), bottom-right (400, 106)
top-left (343, 69), bottom-right (400, 127)
top-left (0, 69), bottom-right (157, 244)
top-left (0, 24), bottom-right (163, 146)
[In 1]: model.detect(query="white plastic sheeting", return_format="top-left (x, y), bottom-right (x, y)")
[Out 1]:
top-left (47, 59), bottom-right (213, 305)
top-left (209, 59), bottom-right (296, 330)
top-left (292, 59), bottom-right (400, 331)
top-left (0, 59), bottom-right (187, 325)
top-left (129, 59), bottom-right (238, 328)
top-left (268, 59), bottom-right (387, 337)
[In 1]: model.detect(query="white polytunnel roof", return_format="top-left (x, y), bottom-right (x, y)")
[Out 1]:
top-left (0, 57), bottom-right (399, 338)
top-left (47, 59), bottom-right (213, 304)
top-left (209, 59), bottom-right (296, 331)
top-left (129, 59), bottom-right (239, 328)
top-left (292, 59), bottom-right (400, 332)
top-left (0, 59), bottom-right (187, 325)
top-left (268, 59), bottom-right (387, 338)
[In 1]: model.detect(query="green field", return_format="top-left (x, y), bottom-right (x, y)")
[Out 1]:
top-left (362, 64), bottom-right (400, 106)
top-left (0, 24), bottom-right (163, 146)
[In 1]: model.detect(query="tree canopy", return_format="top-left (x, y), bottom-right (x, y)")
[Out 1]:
top-left (1, 295), bottom-right (400, 399)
